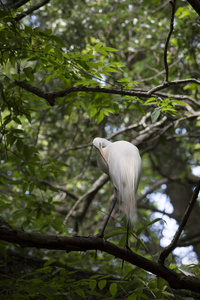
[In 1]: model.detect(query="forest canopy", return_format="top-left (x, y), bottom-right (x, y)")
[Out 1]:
top-left (0, 0), bottom-right (200, 298)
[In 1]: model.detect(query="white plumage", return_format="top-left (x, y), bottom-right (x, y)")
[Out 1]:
top-left (93, 137), bottom-right (142, 225)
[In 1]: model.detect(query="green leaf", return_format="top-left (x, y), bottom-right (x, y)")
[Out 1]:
top-left (23, 144), bottom-right (30, 160)
top-left (103, 47), bottom-right (118, 52)
top-left (45, 74), bottom-right (53, 84)
top-left (16, 139), bottom-right (24, 152)
top-left (136, 218), bottom-right (163, 236)
top-left (75, 290), bottom-right (86, 299)
top-left (24, 67), bottom-right (34, 80)
top-left (44, 44), bottom-right (53, 53)
top-left (151, 107), bottom-right (161, 123)
top-left (89, 280), bottom-right (97, 291)
top-left (171, 100), bottom-right (186, 106)
top-left (98, 279), bottom-right (107, 290)
top-left (54, 48), bottom-right (63, 61)
top-left (88, 107), bottom-right (97, 119)
top-left (43, 259), bottom-right (56, 267)
top-left (96, 48), bottom-right (108, 55)
top-left (102, 66), bottom-right (119, 73)
top-left (37, 266), bottom-right (52, 274)
top-left (96, 110), bottom-right (104, 124)
top-left (113, 103), bottom-right (119, 113)
top-left (109, 283), bottom-right (117, 297)
top-left (94, 42), bottom-right (104, 50)
top-left (144, 97), bottom-right (157, 105)
top-left (50, 35), bottom-right (65, 47)
top-left (128, 293), bottom-right (138, 300)
top-left (132, 103), bottom-right (145, 115)
top-left (66, 104), bottom-right (72, 116)
top-left (13, 117), bottom-right (22, 125)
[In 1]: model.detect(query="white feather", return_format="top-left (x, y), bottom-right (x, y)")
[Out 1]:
top-left (93, 138), bottom-right (142, 224)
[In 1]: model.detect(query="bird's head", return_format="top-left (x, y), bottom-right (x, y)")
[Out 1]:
top-left (93, 137), bottom-right (111, 150)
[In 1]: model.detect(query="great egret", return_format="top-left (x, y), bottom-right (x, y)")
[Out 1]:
top-left (93, 137), bottom-right (142, 244)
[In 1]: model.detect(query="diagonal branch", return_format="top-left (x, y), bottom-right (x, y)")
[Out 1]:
top-left (15, 0), bottom-right (51, 21)
top-left (0, 216), bottom-right (200, 293)
top-left (39, 180), bottom-right (78, 200)
top-left (147, 78), bottom-right (200, 95)
top-left (9, 0), bottom-right (30, 9)
top-left (63, 174), bottom-right (109, 225)
top-left (187, 0), bottom-right (200, 16)
top-left (159, 180), bottom-right (200, 264)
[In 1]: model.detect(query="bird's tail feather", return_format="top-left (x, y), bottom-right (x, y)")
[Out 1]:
top-left (120, 159), bottom-right (141, 226)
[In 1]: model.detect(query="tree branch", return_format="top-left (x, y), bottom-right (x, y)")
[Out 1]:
top-left (14, 79), bottom-right (200, 107)
top-left (15, 0), bottom-right (51, 22)
top-left (9, 0), bottom-right (30, 9)
top-left (0, 216), bottom-right (200, 293)
top-left (147, 78), bottom-right (200, 95)
top-left (63, 174), bottom-right (109, 225)
top-left (187, 0), bottom-right (200, 16)
top-left (39, 180), bottom-right (78, 200)
top-left (163, 0), bottom-right (176, 83)
top-left (14, 80), bottom-right (149, 106)
top-left (159, 180), bottom-right (200, 264)
top-left (137, 178), bottom-right (169, 202)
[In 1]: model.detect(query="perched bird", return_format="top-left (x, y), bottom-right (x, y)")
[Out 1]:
top-left (93, 137), bottom-right (142, 243)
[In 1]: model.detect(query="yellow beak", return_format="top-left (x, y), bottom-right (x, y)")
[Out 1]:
top-left (100, 148), bottom-right (108, 166)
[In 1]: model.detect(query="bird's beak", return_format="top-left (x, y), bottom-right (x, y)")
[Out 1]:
top-left (99, 148), bottom-right (108, 166)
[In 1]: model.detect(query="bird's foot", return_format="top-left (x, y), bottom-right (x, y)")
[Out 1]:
top-left (124, 243), bottom-right (131, 251)
top-left (95, 249), bottom-right (98, 260)
top-left (96, 231), bottom-right (104, 239)
top-left (121, 244), bottom-right (132, 269)
top-left (95, 232), bottom-right (105, 260)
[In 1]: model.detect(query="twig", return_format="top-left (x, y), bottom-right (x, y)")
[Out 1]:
top-left (159, 180), bottom-right (200, 264)
top-left (63, 174), bottom-right (109, 225)
top-left (163, 0), bottom-right (176, 83)
top-left (39, 180), bottom-right (78, 200)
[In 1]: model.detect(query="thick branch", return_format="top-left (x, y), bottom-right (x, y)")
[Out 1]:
top-left (187, 0), bottom-right (200, 16)
top-left (14, 79), bottom-right (200, 106)
top-left (14, 80), bottom-right (149, 106)
top-left (0, 216), bottom-right (200, 293)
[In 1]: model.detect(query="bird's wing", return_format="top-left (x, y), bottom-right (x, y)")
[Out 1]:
top-left (107, 142), bottom-right (142, 222)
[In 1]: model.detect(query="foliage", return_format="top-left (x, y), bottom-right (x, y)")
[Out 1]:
top-left (0, 0), bottom-right (200, 298)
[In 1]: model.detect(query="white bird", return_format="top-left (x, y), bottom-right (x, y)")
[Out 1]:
top-left (93, 137), bottom-right (142, 242)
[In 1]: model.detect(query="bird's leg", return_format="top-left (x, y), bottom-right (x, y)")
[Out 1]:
top-left (122, 220), bottom-right (131, 269)
top-left (97, 187), bottom-right (118, 238)
top-left (125, 219), bottom-right (131, 249)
